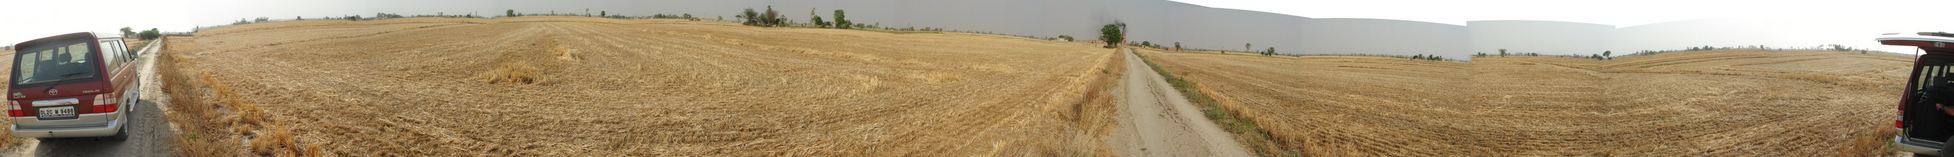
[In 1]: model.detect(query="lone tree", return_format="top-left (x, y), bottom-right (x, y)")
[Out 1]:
top-left (809, 8), bottom-right (828, 28)
top-left (1245, 43), bottom-right (1251, 54)
top-left (1174, 42), bottom-right (1181, 50)
top-left (1099, 24), bottom-right (1122, 48)
top-left (810, 16), bottom-right (827, 27)
top-left (119, 27), bottom-right (134, 38)
top-left (1499, 49), bottom-right (1508, 57)
top-left (833, 10), bottom-right (850, 29)
top-left (1266, 47), bottom-right (1275, 56)
top-left (1602, 51), bottom-right (1611, 60)
top-left (506, 10), bottom-right (516, 17)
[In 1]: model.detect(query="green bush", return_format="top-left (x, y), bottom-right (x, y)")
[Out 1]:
top-left (741, 6), bottom-right (786, 27)
top-left (507, 10), bottom-right (516, 17)
top-left (376, 13), bottom-right (403, 18)
top-left (1099, 24), bottom-right (1122, 48)
top-left (139, 28), bottom-right (160, 40)
top-left (811, 16), bottom-right (828, 28)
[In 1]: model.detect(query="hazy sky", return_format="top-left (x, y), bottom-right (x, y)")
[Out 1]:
top-left (3, 0), bottom-right (1950, 53)
top-left (1177, 0), bottom-right (1954, 27)
top-left (1180, 0), bottom-right (1954, 53)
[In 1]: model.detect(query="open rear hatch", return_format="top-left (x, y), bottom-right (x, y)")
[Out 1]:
top-left (1880, 32), bottom-right (1954, 143)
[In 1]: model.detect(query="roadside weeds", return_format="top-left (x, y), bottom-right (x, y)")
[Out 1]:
top-left (159, 37), bottom-right (321, 157)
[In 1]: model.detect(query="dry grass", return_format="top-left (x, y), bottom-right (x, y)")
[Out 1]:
top-left (0, 49), bottom-right (16, 150)
top-left (1140, 49), bottom-right (1909, 156)
top-left (163, 16), bottom-right (1121, 156)
top-left (1066, 48), bottom-right (1125, 156)
top-left (480, 61), bottom-right (543, 84)
top-left (159, 36), bottom-right (239, 156)
top-left (160, 36), bottom-right (316, 156)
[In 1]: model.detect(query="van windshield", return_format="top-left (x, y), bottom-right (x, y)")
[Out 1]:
top-left (13, 40), bottom-right (97, 85)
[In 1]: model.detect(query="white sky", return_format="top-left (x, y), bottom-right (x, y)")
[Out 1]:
top-left (1169, 0), bottom-right (1954, 53)
top-left (4, 0), bottom-right (1952, 52)
top-left (0, 0), bottom-right (197, 46)
top-left (1171, 0), bottom-right (1954, 27)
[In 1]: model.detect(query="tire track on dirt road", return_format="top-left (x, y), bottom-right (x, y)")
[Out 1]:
top-left (1109, 48), bottom-right (1250, 157)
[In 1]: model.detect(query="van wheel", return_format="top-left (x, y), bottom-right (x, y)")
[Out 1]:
top-left (1941, 137), bottom-right (1954, 157)
top-left (111, 124), bottom-right (129, 141)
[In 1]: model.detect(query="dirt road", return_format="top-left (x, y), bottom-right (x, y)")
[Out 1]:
top-left (4, 38), bottom-right (178, 157)
top-left (1108, 48), bottom-right (1250, 157)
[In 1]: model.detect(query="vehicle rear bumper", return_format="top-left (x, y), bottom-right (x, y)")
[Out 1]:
top-left (9, 114), bottom-right (123, 138)
top-left (1901, 135), bottom-right (1943, 156)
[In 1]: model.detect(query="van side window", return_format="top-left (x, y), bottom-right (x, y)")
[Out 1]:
top-left (98, 41), bottom-right (116, 70)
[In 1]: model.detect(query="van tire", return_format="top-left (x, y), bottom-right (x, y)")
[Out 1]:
top-left (1940, 136), bottom-right (1954, 157)
top-left (110, 124), bottom-right (129, 141)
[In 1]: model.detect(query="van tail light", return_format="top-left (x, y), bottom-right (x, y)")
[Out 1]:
top-left (92, 94), bottom-right (117, 113)
top-left (1899, 99), bottom-right (1908, 128)
top-left (6, 101), bottom-right (21, 117)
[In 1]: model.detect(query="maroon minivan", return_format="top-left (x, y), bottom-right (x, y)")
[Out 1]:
top-left (6, 32), bottom-right (141, 140)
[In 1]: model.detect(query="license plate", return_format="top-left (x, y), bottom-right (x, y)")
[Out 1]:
top-left (37, 106), bottom-right (75, 119)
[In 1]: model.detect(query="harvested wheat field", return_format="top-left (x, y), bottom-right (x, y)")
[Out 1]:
top-left (1138, 49), bottom-right (1909, 156)
top-left (159, 16), bottom-right (1122, 156)
top-left (0, 49), bottom-right (15, 150)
